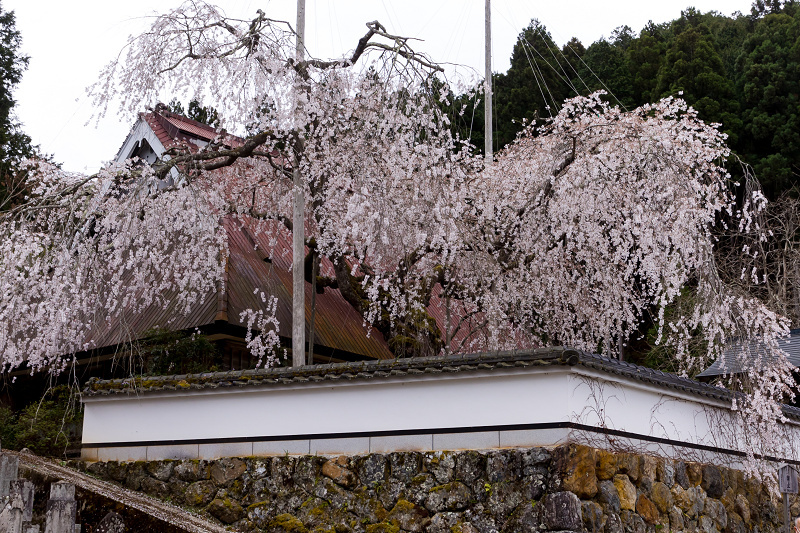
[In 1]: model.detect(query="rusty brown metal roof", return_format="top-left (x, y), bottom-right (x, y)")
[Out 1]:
top-left (81, 215), bottom-right (392, 360)
top-left (142, 109), bottom-right (242, 153)
top-left (225, 217), bottom-right (393, 359)
top-left (162, 114), bottom-right (218, 141)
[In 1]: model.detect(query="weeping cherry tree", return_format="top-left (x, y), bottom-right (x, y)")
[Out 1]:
top-left (0, 1), bottom-right (795, 471)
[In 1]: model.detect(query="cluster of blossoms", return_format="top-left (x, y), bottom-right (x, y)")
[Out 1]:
top-left (0, 161), bottom-right (226, 373)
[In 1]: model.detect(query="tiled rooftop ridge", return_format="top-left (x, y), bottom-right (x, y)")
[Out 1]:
top-left (85, 347), bottom-right (800, 418)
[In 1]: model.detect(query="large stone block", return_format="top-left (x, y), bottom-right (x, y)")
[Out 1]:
top-left (620, 509), bottom-right (646, 533)
top-left (386, 499), bottom-right (430, 533)
top-left (122, 462), bottom-right (146, 491)
top-left (641, 456), bottom-right (658, 482)
top-left (95, 512), bottom-right (124, 533)
top-left (173, 460), bottom-right (204, 483)
top-left (267, 513), bottom-right (307, 533)
top-left (425, 481), bottom-right (472, 513)
top-left (604, 512), bottom-right (623, 533)
top-left (140, 477), bottom-right (170, 499)
top-left (650, 481), bottom-right (672, 513)
top-left (598, 480), bottom-right (621, 513)
top-left (0, 489), bottom-right (24, 533)
top-left (617, 454), bottom-right (641, 483)
top-left (704, 498), bottom-right (727, 530)
top-left (210, 458), bottom-right (246, 487)
top-left (49, 482), bottom-right (75, 501)
top-left (726, 511), bottom-right (747, 533)
top-left (582, 500), bottom-right (605, 533)
top-left (555, 444), bottom-right (597, 498)
top-left (735, 493), bottom-right (751, 524)
top-left (486, 481), bottom-right (524, 522)
top-left (596, 449), bottom-right (617, 480)
top-left (207, 497), bottom-right (245, 524)
top-left (184, 480), bottom-right (216, 507)
top-left (485, 450), bottom-right (521, 484)
top-left (635, 494), bottom-right (659, 525)
top-left (425, 452), bottom-right (456, 484)
top-left (540, 491), bottom-right (582, 531)
top-left (701, 465), bottom-right (724, 498)
top-left (145, 460), bottom-right (174, 482)
top-left (44, 483), bottom-right (77, 533)
top-left (10, 479), bottom-right (34, 522)
top-left (405, 473), bottom-right (436, 508)
top-left (673, 485), bottom-right (706, 519)
top-left (657, 460), bottom-right (675, 488)
top-left (358, 454), bottom-right (388, 488)
top-left (502, 504), bottom-right (539, 533)
top-left (675, 461), bottom-right (690, 489)
top-left (390, 452), bottom-right (423, 483)
top-left (321, 456), bottom-right (357, 489)
top-left (669, 505), bottom-right (685, 531)
top-left (270, 457), bottom-right (296, 491)
top-left (686, 462), bottom-right (703, 487)
top-left (377, 478), bottom-right (405, 511)
top-left (350, 487), bottom-right (388, 524)
top-left (613, 474), bottom-right (636, 512)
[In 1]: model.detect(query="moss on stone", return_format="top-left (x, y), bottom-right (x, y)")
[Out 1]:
top-left (390, 499), bottom-right (416, 513)
top-left (365, 522), bottom-right (401, 533)
top-left (429, 481), bottom-right (458, 493)
top-left (269, 513), bottom-right (309, 532)
top-left (308, 500), bottom-right (330, 517)
top-left (246, 500), bottom-right (271, 512)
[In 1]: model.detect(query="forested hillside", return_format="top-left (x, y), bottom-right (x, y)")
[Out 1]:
top-left (454, 0), bottom-right (799, 201)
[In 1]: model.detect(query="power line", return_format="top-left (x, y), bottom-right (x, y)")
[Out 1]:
top-left (495, 0), bottom-right (628, 111)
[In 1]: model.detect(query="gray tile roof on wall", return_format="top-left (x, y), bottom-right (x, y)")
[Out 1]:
top-left (698, 330), bottom-right (800, 378)
top-left (85, 347), bottom-right (800, 420)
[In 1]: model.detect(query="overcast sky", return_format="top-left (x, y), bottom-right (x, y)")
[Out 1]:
top-left (7, 0), bottom-right (754, 173)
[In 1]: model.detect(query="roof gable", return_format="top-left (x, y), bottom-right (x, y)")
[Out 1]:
top-left (698, 329), bottom-right (800, 377)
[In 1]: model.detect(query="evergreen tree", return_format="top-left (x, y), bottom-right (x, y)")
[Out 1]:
top-left (751, 0), bottom-right (796, 17)
top-left (187, 99), bottom-right (221, 128)
top-left (166, 97), bottom-right (185, 115)
top-left (627, 23), bottom-right (669, 105)
top-left (560, 37), bottom-right (587, 96)
top-left (575, 38), bottom-right (634, 108)
top-left (736, 7), bottom-right (800, 196)
top-left (656, 10), bottom-right (742, 145)
top-left (492, 20), bottom-right (575, 149)
top-left (0, 3), bottom-right (34, 210)
top-left (166, 98), bottom-right (221, 128)
top-left (701, 10), bottom-right (750, 80)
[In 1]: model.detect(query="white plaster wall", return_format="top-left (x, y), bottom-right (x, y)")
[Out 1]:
top-left (567, 371), bottom-right (718, 444)
top-left (566, 369), bottom-right (800, 461)
top-left (82, 366), bottom-right (800, 462)
top-left (82, 369), bottom-right (571, 445)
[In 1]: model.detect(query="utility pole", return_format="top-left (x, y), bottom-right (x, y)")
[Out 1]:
top-left (292, 0), bottom-right (306, 367)
top-left (484, 0), bottom-right (492, 162)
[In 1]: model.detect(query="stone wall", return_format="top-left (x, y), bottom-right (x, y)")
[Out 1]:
top-left (72, 445), bottom-right (796, 532)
